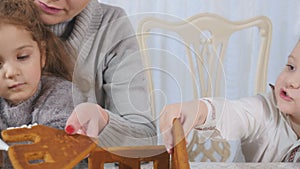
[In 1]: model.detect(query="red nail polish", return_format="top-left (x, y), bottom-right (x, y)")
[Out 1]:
top-left (66, 125), bottom-right (75, 134)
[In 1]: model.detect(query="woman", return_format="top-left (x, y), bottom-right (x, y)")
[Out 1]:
top-left (33, 0), bottom-right (156, 146)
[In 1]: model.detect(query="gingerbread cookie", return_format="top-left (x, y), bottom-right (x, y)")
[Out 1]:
top-left (1, 125), bottom-right (97, 169)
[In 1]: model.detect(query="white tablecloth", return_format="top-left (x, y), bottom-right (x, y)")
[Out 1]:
top-left (189, 162), bottom-right (300, 169)
top-left (104, 162), bottom-right (300, 169)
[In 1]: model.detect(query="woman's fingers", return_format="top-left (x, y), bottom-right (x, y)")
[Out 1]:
top-left (65, 110), bottom-right (82, 135)
top-left (65, 103), bottom-right (108, 137)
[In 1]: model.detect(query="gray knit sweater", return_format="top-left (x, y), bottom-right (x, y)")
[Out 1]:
top-left (0, 76), bottom-right (74, 168)
top-left (47, 1), bottom-right (156, 147)
top-left (0, 76), bottom-right (74, 131)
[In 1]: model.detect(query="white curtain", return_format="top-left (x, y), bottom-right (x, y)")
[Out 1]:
top-left (101, 0), bottom-right (300, 114)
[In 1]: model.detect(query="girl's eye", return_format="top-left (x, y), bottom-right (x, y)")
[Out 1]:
top-left (17, 55), bottom-right (29, 60)
top-left (286, 64), bottom-right (295, 71)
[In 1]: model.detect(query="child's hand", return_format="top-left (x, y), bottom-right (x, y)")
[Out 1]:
top-left (65, 103), bottom-right (109, 138)
top-left (159, 100), bottom-right (207, 153)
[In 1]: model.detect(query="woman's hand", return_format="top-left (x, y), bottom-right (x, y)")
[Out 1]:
top-left (65, 103), bottom-right (109, 138)
top-left (159, 100), bottom-right (207, 153)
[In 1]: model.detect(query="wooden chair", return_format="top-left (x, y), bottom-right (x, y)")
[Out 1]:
top-left (88, 119), bottom-right (190, 169)
top-left (137, 12), bottom-right (272, 116)
top-left (137, 13), bottom-right (272, 162)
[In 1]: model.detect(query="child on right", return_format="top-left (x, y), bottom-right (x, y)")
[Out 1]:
top-left (160, 40), bottom-right (300, 162)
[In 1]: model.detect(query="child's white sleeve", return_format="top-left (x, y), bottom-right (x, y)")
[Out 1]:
top-left (194, 98), bottom-right (216, 130)
top-left (189, 98), bottom-right (223, 142)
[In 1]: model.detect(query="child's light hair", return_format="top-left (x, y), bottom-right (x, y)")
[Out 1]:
top-left (0, 0), bottom-right (74, 81)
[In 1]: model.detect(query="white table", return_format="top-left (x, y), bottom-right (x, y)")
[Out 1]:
top-left (105, 162), bottom-right (300, 169)
top-left (189, 162), bottom-right (300, 169)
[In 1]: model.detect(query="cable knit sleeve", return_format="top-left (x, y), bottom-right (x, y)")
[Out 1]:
top-left (67, 1), bottom-right (157, 147)
top-left (96, 5), bottom-right (156, 146)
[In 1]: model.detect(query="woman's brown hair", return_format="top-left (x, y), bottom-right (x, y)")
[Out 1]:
top-left (0, 0), bottom-right (74, 81)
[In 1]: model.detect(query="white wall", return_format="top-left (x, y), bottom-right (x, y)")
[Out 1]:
top-left (100, 0), bottom-right (300, 112)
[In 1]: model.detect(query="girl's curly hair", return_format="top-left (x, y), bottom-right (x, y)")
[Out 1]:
top-left (0, 0), bottom-right (74, 81)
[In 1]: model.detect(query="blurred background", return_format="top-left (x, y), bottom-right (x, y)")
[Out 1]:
top-left (100, 0), bottom-right (300, 115)
top-left (96, 1), bottom-right (300, 160)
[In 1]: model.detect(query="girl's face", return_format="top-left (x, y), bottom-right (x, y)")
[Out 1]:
top-left (33, 0), bottom-right (90, 25)
top-left (0, 24), bottom-right (45, 105)
top-left (275, 41), bottom-right (300, 122)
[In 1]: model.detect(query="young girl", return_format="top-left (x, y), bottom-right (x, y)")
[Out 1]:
top-left (160, 40), bottom-right (300, 162)
top-left (0, 0), bottom-right (74, 131)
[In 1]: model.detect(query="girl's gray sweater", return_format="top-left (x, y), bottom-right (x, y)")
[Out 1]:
top-left (0, 76), bottom-right (74, 131)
